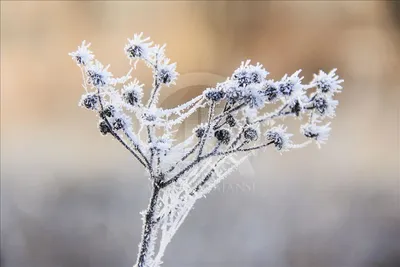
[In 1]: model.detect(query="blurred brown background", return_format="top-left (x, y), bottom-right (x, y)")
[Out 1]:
top-left (1, 1), bottom-right (400, 267)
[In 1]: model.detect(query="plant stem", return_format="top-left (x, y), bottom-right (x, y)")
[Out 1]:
top-left (96, 89), bottom-right (148, 168)
top-left (197, 102), bottom-right (215, 158)
top-left (136, 182), bottom-right (161, 267)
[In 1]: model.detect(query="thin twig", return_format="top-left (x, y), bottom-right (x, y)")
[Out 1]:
top-left (96, 89), bottom-right (148, 168)
top-left (197, 102), bottom-right (215, 158)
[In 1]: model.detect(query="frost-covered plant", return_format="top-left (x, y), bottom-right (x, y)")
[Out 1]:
top-left (69, 33), bottom-right (343, 267)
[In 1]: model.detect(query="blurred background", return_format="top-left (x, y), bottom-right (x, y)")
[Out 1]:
top-left (1, 1), bottom-right (400, 267)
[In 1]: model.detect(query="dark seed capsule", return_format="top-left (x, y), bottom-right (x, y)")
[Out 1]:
top-left (290, 101), bottom-right (302, 116)
top-left (279, 82), bottom-right (294, 96)
top-left (195, 127), bottom-right (205, 138)
top-left (303, 130), bottom-right (319, 139)
top-left (100, 105), bottom-right (115, 118)
top-left (318, 80), bottom-right (331, 93)
top-left (250, 72), bottom-right (262, 83)
top-left (214, 129), bottom-right (231, 144)
top-left (244, 128), bottom-right (258, 141)
top-left (205, 89), bottom-right (225, 102)
top-left (127, 45), bottom-right (143, 58)
top-left (158, 69), bottom-right (172, 84)
top-left (75, 56), bottom-right (84, 65)
top-left (226, 115), bottom-right (236, 127)
top-left (261, 84), bottom-right (279, 101)
top-left (266, 132), bottom-right (283, 150)
top-left (233, 71), bottom-right (251, 87)
top-left (99, 121), bottom-right (111, 135)
top-left (225, 88), bottom-right (242, 104)
top-left (314, 97), bottom-right (328, 115)
top-left (82, 94), bottom-right (98, 110)
top-left (87, 70), bottom-right (106, 87)
top-left (123, 90), bottom-right (140, 106)
top-left (113, 118), bottom-right (125, 130)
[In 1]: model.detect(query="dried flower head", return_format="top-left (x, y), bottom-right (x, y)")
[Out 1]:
top-left (98, 120), bottom-right (111, 135)
top-left (232, 60), bottom-right (269, 87)
top-left (224, 81), bottom-right (244, 104)
top-left (214, 129), bottom-right (231, 144)
top-left (193, 124), bottom-right (206, 138)
top-left (124, 33), bottom-right (155, 64)
top-left (244, 127), bottom-right (259, 141)
top-left (157, 59), bottom-right (178, 86)
top-left (112, 118), bottom-right (125, 131)
top-left (278, 70), bottom-right (303, 97)
top-left (312, 69), bottom-right (344, 95)
top-left (313, 94), bottom-right (338, 118)
top-left (265, 125), bottom-right (293, 151)
top-left (122, 80), bottom-right (144, 107)
top-left (100, 105), bottom-right (116, 118)
top-left (261, 80), bottom-right (280, 102)
top-left (204, 88), bottom-right (225, 102)
top-left (226, 114), bottom-right (236, 127)
top-left (68, 40), bottom-right (94, 66)
top-left (86, 60), bottom-right (112, 88)
top-left (301, 122), bottom-right (331, 147)
top-left (243, 84), bottom-right (266, 109)
top-left (79, 93), bottom-right (98, 110)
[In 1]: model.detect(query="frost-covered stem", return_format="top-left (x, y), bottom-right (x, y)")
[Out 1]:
top-left (231, 125), bottom-right (247, 149)
top-left (213, 120), bottom-right (227, 130)
top-left (122, 130), bottom-right (151, 168)
top-left (190, 169), bottom-right (215, 196)
top-left (237, 141), bottom-right (274, 152)
top-left (214, 141), bottom-right (275, 157)
top-left (136, 181), bottom-right (161, 267)
top-left (208, 142), bottom-right (222, 156)
top-left (190, 148), bottom-right (231, 196)
top-left (96, 89), bottom-right (148, 168)
top-left (147, 126), bottom-right (156, 175)
top-left (161, 141), bottom-right (227, 188)
top-left (111, 132), bottom-right (147, 168)
top-left (148, 82), bottom-right (161, 108)
top-left (213, 102), bottom-right (230, 129)
top-left (166, 141), bottom-right (200, 174)
top-left (213, 102), bottom-right (246, 122)
top-left (198, 103), bottom-right (215, 157)
top-left (156, 154), bottom-right (161, 175)
top-left (161, 158), bottom-right (202, 188)
top-left (191, 140), bottom-right (273, 195)
top-left (237, 140), bottom-right (250, 150)
top-left (147, 53), bottom-right (160, 108)
top-left (161, 150), bottom-right (220, 188)
top-left (252, 103), bottom-right (289, 124)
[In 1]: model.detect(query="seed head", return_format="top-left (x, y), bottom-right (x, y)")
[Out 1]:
top-left (214, 129), bottom-right (231, 144)
top-left (204, 88), bottom-right (225, 102)
top-left (98, 120), bottom-right (111, 135)
top-left (100, 105), bottom-right (115, 118)
top-left (244, 127), bottom-right (258, 141)
top-left (80, 93), bottom-right (98, 110)
top-left (113, 118), bottom-right (125, 131)
top-left (226, 114), bottom-right (236, 127)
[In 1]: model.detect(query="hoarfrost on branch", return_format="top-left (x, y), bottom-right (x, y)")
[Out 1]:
top-left (69, 33), bottom-right (343, 267)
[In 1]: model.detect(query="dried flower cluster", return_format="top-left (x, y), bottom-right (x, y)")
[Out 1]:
top-left (70, 33), bottom-right (343, 267)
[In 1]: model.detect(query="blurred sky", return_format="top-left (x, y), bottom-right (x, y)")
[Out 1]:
top-left (1, 1), bottom-right (400, 267)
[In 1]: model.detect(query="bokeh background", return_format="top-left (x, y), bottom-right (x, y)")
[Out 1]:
top-left (1, 1), bottom-right (400, 267)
